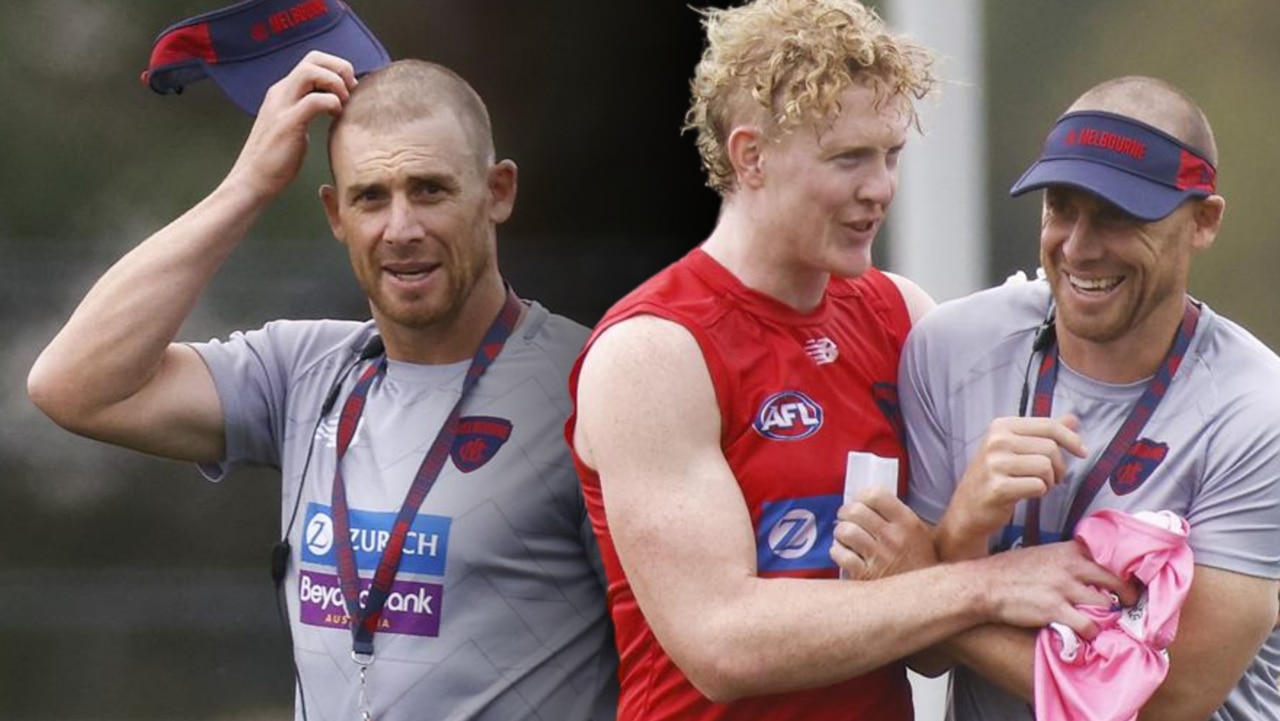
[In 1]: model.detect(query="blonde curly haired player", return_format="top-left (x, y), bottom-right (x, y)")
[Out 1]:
top-left (684, 0), bottom-right (937, 195)
top-left (567, 0), bottom-right (1136, 719)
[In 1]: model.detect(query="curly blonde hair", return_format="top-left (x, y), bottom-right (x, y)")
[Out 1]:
top-left (685, 0), bottom-right (937, 195)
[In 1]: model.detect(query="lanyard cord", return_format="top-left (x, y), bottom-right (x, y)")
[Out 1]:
top-left (1022, 298), bottom-right (1199, 546)
top-left (329, 288), bottom-right (523, 657)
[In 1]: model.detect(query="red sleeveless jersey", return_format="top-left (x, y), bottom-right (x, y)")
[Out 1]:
top-left (567, 248), bottom-right (914, 720)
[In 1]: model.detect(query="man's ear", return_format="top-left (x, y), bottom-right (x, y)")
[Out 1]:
top-left (1190, 194), bottom-right (1225, 252)
top-left (319, 184), bottom-right (345, 243)
top-left (726, 125), bottom-right (766, 189)
top-left (488, 159), bottom-right (518, 224)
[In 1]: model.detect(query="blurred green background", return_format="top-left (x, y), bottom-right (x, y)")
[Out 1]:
top-left (3, 1), bottom-right (1278, 718)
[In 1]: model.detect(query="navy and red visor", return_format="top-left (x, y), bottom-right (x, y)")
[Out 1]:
top-left (1010, 110), bottom-right (1217, 222)
top-left (142, 0), bottom-right (389, 115)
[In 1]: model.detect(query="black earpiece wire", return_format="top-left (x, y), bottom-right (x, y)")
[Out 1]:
top-left (271, 334), bottom-right (382, 721)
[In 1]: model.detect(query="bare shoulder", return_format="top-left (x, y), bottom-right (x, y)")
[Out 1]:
top-left (574, 314), bottom-right (719, 469)
top-left (881, 271), bottom-right (936, 325)
top-left (582, 314), bottom-right (705, 378)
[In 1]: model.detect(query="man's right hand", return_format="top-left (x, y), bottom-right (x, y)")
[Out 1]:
top-left (225, 50), bottom-right (358, 199)
top-left (972, 539), bottom-right (1136, 640)
top-left (832, 488), bottom-right (937, 581)
top-left (25, 54), bottom-right (361, 464)
top-left (936, 414), bottom-right (1087, 560)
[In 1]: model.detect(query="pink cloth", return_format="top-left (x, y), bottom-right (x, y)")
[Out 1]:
top-left (1033, 509), bottom-right (1195, 721)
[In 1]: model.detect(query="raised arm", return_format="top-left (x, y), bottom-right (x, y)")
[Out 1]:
top-left (572, 314), bottom-right (1125, 702)
top-left (27, 52), bottom-right (357, 462)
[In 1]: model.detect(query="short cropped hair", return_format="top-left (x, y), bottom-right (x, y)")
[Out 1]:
top-left (685, 0), bottom-right (937, 195)
top-left (328, 59), bottom-right (495, 174)
top-left (1069, 76), bottom-right (1217, 166)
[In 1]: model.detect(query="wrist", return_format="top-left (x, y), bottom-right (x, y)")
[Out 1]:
top-left (945, 558), bottom-right (1002, 627)
top-left (935, 508), bottom-right (993, 562)
top-left (211, 171), bottom-right (283, 220)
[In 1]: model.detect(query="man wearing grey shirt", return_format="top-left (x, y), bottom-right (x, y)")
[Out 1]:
top-left (28, 51), bottom-right (617, 721)
top-left (834, 76), bottom-right (1280, 720)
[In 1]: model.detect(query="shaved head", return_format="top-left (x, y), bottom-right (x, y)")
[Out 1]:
top-left (327, 59), bottom-right (496, 175)
top-left (1067, 76), bottom-right (1217, 165)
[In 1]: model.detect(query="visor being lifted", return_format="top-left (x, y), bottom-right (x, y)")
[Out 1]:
top-left (142, 0), bottom-right (389, 115)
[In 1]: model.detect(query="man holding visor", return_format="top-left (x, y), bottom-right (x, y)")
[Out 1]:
top-left (835, 76), bottom-right (1280, 719)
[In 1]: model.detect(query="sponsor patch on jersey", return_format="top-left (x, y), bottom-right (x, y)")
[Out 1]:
top-left (755, 494), bottom-right (841, 572)
top-left (298, 569), bottom-right (443, 637)
top-left (1111, 438), bottom-right (1168, 495)
top-left (451, 416), bottom-right (513, 473)
top-left (301, 502), bottom-right (451, 576)
top-left (753, 391), bottom-right (824, 441)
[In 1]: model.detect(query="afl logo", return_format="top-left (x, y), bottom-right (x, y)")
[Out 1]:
top-left (753, 391), bottom-right (824, 441)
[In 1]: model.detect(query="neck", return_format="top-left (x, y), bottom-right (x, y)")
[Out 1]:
top-left (701, 202), bottom-right (829, 313)
top-left (377, 273), bottom-right (514, 364)
top-left (1056, 296), bottom-right (1190, 384)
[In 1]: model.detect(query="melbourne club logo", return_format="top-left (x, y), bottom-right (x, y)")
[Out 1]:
top-left (803, 337), bottom-right (839, 365)
top-left (753, 391), bottom-right (823, 441)
top-left (450, 416), bottom-right (513, 473)
top-left (872, 381), bottom-right (905, 442)
top-left (1111, 438), bottom-right (1168, 495)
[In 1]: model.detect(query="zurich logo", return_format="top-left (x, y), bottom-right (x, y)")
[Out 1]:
top-left (756, 495), bottom-right (840, 572)
top-left (753, 391), bottom-right (823, 441)
top-left (305, 512), bottom-right (335, 557)
top-left (767, 509), bottom-right (819, 559)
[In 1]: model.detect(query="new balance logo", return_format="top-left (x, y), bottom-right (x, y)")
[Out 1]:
top-left (803, 337), bottom-right (839, 365)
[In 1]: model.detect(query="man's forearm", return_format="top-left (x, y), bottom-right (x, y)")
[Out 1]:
top-left (940, 623), bottom-right (1037, 700)
top-left (30, 180), bottom-right (268, 420)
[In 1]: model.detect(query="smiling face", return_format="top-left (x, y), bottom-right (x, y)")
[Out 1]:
top-left (756, 82), bottom-right (908, 279)
top-left (321, 110), bottom-right (514, 343)
top-left (1039, 185), bottom-right (1220, 372)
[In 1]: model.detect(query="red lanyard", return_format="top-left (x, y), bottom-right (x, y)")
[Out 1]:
top-left (1023, 298), bottom-right (1199, 546)
top-left (329, 289), bottom-right (523, 658)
